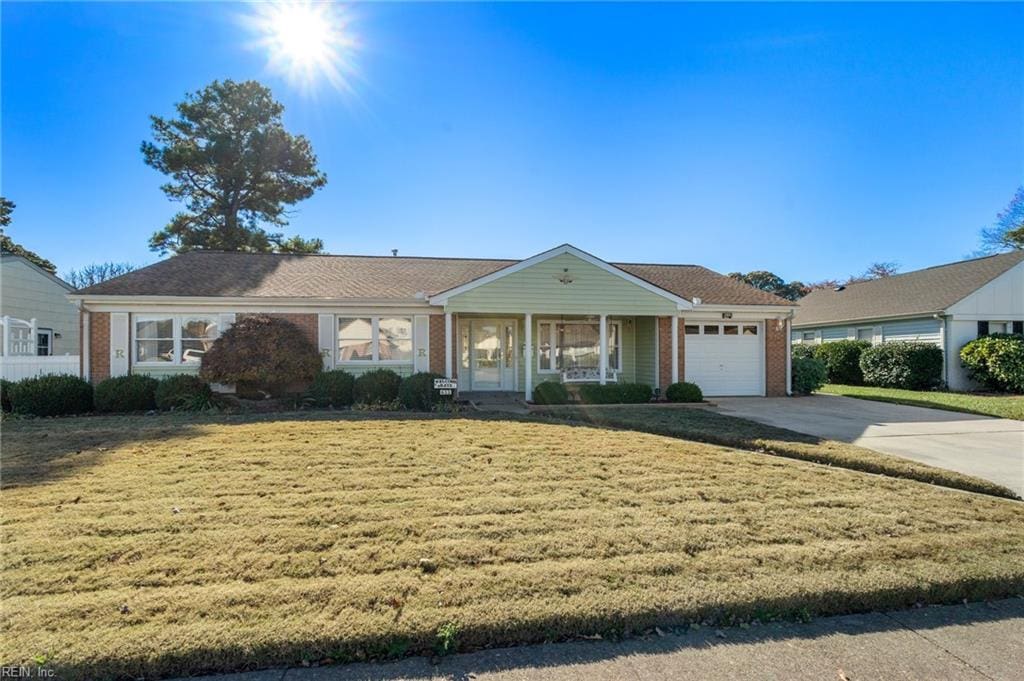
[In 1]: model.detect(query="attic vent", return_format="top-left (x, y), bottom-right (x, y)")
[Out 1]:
top-left (834, 285), bottom-right (846, 292)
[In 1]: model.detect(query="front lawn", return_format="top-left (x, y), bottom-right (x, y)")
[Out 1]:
top-left (820, 384), bottom-right (1024, 421)
top-left (3, 412), bottom-right (1023, 680)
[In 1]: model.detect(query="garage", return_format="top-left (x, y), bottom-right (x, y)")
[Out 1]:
top-left (684, 322), bottom-right (764, 396)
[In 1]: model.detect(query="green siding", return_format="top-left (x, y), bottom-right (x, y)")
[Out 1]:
top-left (635, 316), bottom-right (657, 387)
top-left (133, 365), bottom-right (200, 378)
top-left (338, 364), bottom-right (416, 378)
top-left (445, 253), bottom-right (679, 315)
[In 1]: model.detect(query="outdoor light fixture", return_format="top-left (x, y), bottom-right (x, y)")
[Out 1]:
top-left (721, 312), bottom-right (733, 319)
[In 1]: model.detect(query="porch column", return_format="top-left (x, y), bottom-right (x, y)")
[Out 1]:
top-left (525, 313), bottom-right (533, 401)
top-left (444, 312), bottom-right (453, 379)
top-left (671, 314), bottom-right (679, 383)
top-left (2, 316), bottom-right (10, 357)
top-left (599, 314), bottom-right (608, 385)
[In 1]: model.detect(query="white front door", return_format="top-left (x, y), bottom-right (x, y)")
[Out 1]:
top-left (470, 319), bottom-right (516, 391)
top-left (684, 322), bottom-right (764, 396)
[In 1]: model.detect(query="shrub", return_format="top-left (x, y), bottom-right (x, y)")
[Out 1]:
top-left (156, 375), bottom-right (215, 411)
top-left (813, 340), bottom-right (871, 385)
top-left (353, 369), bottom-right (402, 405)
top-left (399, 372), bottom-right (453, 411)
top-left (665, 381), bottom-right (703, 403)
top-left (10, 374), bottom-right (93, 417)
top-left (199, 314), bottom-right (321, 396)
top-left (578, 383), bottom-right (653, 405)
top-left (0, 378), bottom-right (13, 413)
top-left (308, 370), bottom-right (356, 408)
top-left (94, 374), bottom-right (158, 413)
top-left (960, 334), bottom-right (1024, 393)
top-left (860, 342), bottom-right (944, 390)
top-left (791, 344), bottom-right (816, 360)
top-left (532, 381), bottom-right (570, 405)
top-left (791, 356), bottom-right (828, 395)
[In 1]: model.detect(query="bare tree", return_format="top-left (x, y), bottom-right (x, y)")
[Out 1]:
top-left (64, 262), bottom-right (137, 289)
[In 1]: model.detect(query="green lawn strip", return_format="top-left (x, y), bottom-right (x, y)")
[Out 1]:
top-left (530, 406), bottom-right (1019, 500)
top-left (3, 413), bottom-right (1023, 679)
top-left (819, 384), bottom-right (1024, 421)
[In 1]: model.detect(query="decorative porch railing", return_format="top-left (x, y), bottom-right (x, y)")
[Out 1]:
top-left (560, 367), bottom-right (620, 384)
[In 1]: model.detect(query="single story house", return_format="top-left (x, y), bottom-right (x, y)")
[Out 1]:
top-left (70, 244), bottom-right (796, 398)
top-left (793, 250), bottom-right (1024, 391)
top-left (1, 253), bottom-right (79, 356)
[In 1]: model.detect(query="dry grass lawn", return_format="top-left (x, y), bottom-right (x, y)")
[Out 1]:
top-left (820, 384), bottom-right (1024, 421)
top-left (2, 412), bottom-right (1023, 680)
top-left (531, 405), bottom-right (1019, 499)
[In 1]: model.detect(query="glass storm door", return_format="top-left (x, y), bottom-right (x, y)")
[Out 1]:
top-left (470, 320), bottom-right (516, 391)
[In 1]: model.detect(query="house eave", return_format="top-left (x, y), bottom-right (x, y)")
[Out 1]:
top-left (792, 309), bottom-right (945, 329)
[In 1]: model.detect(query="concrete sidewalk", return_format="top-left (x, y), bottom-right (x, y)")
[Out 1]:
top-left (174, 598), bottom-right (1024, 681)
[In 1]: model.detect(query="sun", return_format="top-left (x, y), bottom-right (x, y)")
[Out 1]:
top-left (245, 1), bottom-right (358, 94)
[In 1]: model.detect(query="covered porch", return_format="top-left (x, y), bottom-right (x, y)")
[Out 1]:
top-left (443, 313), bottom-right (667, 397)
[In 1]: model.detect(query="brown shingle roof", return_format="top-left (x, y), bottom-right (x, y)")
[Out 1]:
top-left (793, 250), bottom-right (1024, 327)
top-left (75, 250), bottom-right (793, 306)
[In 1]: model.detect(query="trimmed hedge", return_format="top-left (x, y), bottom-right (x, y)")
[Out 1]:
top-left (792, 356), bottom-right (828, 395)
top-left (308, 370), bottom-right (356, 408)
top-left (665, 382), bottom-right (703, 403)
top-left (9, 374), bottom-right (93, 417)
top-left (0, 378), bottom-right (13, 413)
top-left (960, 334), bottom-right (1024, 393)
top-left (94, 375), bottom-right (158, 413)
top-left (156, 375), bottom-right (214, 411)
top-left (398, 372), bottom-right (452, 411)
top-left (578, 383), bottom-right (653, 405)
top-left (813, 340), bottom-right (871, 385)
top-left (532, 381), bottom-right (570, 405)
top-left (791, 344), bottom-right (815, 360)
top-left (200, 314), bottom-right (321, 396)
top-left (860, 342), bottom-right (944, 390)
top-left (353, 369), bottom-right (402, 405)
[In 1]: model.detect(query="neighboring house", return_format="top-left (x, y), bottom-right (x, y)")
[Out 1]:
top-left (793, 250), bottom-right (1024, 391)
top-left (70, 244), bottom-right (796, 398)
top-left (0, 254), bottom-right (79, 357)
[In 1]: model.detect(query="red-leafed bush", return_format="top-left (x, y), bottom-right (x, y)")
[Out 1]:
top-left (199, 314), bottom-right (321, 396)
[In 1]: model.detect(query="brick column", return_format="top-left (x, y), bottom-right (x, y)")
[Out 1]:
top-left (428, 315), bottom-right (445, 374)
top-left (657, 317), bottom-right (686, 390)
top-left (89, 311), bottom-right (111, 384)
top-left (764, 318), bottom-right (788, 396)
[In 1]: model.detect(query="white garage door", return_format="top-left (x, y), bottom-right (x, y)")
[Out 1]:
top-left (684, 322), bottom-right (764, 396)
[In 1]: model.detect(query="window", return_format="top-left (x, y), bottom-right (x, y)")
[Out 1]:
top-left (135, 315), bottom-right (218, 364)
top-left (801, 331), bottom-right (816, 343)
top-left (135, 317), bottom-right (174, 363)
top-left (337, 316), bottom-right (413, 363)
top-left (723, 325), bottom-right (738, 335)
top-left (988, 322), bottom-right (1008, 335)
top-left (36, 330), bottom-right (53, 356)
top-left (684, 325), bottom-right (700, 335)
top-left (856, 327), bottom-right (873, 342)
top-left (537, 320), bottom-right (620, 372)
top-left (703, 325), bottom-right (719, 335)
top-left (742, 325), bottom-right (758, 336)
top-left (379, 317), bottom-right (413, 362)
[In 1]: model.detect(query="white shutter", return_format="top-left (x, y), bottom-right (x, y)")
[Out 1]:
top-left (318, 314), bottom-right (335, 370)
top-left (110, 313), bottom-right (130, 377)
top-left (414, 315), bottom-right (430, 373)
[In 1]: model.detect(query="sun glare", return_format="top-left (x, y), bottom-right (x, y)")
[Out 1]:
top-left (246, 1), bottom-right (358, 94)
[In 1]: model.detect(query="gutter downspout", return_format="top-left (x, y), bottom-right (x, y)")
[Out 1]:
top-left (785, 312), bottom-right (794, 396)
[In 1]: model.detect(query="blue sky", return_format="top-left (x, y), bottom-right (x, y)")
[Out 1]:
top-left (2, 2), bottom-right (1022, 282)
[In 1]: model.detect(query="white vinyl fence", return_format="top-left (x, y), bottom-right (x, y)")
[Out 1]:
top-left (0, 355), bottom-right (80, 381)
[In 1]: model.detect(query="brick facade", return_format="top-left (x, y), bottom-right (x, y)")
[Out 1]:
top-left (428, 315), bottom-right (446, 375)
top-left (764, 318), bottom-right (789, 396)
top-left (87, 311), bottom-right (111, 384)
top-left (657, 316), bottom-right (685, 391)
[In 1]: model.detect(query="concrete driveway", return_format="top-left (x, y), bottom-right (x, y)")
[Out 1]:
top-left (715, 394), bottom-right (1024, 497)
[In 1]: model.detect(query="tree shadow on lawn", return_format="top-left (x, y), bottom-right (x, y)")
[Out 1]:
top-left (0, 410), bottom-right (525, 490)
